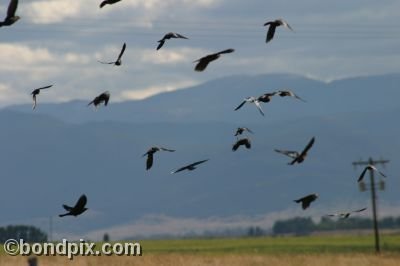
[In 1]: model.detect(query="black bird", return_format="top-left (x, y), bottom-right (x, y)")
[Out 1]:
top-left (0, 0), bottom-right (20, 27)
top-left (232, 138), bottom-right (251, 151)
top-left (157, 32), bottom-right (188, 50)
top-left (264, 18), bottom-right (293, 43)
top-left (171, 159), bottom-right (209, 174)
top-left (59, 194), bottom-right (88, 217)
top-left (31, 85), bottom-right (53, 110)
top-left (235, 97), bottom-right (265, 116)
top-left (257, 92), bottom-right (277, 103)
top-left (143, 146), bottom-right (175, 170)
top-left (98, 43), bottom-right (126, 66)
top-left (88, 91), bottom-right (110, 107)
top-left (289, 137), bottom-right (315, 165)
top-left (235, 127), bottom-right (253, 136)
top-left (294, 193), bottom-right (318, 210)
top-left (99, 0), bottom-right (121, 8)
top-left (358, 165), bottom-right (386, 182)
top-left (276, 90), bottom-right (306, 102)
top-left (194, 49), bottom-right (234, 72)
top-left (325, 207), bottom-right (367, 219)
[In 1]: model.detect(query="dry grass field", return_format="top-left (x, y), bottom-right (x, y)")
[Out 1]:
top-left (1, 235), bottom-right (399, 265)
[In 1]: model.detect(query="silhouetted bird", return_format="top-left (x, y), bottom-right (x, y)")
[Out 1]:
top-left (157, 32), bottom-right (188, 50)
top-left (358, 165), bottom-right (386, 182)
top-left (288, 137), bottom-right (315, 165)
top-left (264, 18), bottom-right (293, 43)
top-left (257, 92), bottom-right (277, 103)
top-left (59, 194), bottom-right (88, 217)
top-left (235, 97), bottom-right (264, 116)
top-left (276, 90), bottom-right (306, 102)
top-left (194, 49), bottom-right (234, 72)
top-left (235, 127), bottom-right (253, 136)
top-left (171, 159), bottom-right (209, 174)
top-left (99, 0), bottom-right (121, 8)
top-left (143, 146), bottom-right (175, 170)
top-left (88, 91), bottom-right (110, 107)
top-left (325, 208), bottom-right (367, 219)
top-left (31, 85), bottom-right (53, 110)
top-left (0, 0), bottom-right (19, 27)
top-left (98, 43), bottom-right (126, 66)
top-left (232, 138), bottom-right (251, 151)
top-left (294, 193), bottom-right (318, 210)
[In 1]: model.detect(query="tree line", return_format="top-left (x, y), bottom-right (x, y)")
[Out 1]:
top-left (0, 225), bottom-right (47, 243)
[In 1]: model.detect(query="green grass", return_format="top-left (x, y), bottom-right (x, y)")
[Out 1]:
top-left (137, 234), bottom-right (400, 254)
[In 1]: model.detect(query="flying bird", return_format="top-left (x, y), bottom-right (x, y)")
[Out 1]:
top-left (98, 43), bottom-right (126, 66)
top-left (358, 165), bottom-right (387, 182)
top-left (143, 146), bottom-right (175, 170)
top-left (88, 91), bottom-right (110, 107)
top-left (171, 159), bottom-right (209, 174)
top-left (0, 0), bottom-right (20, 27)
top-left (232, 138), bottom-right (251, 151)
top-left (156, 32), bottom-right (188, 50)
top-left (276, 90), bottom-right (306, 102)
top-left (234, 97), bottom-right (265, 116)
top-left (264, 18), bottom-right (293, 43)
top-left (325, 208), bottom-right (367, 219)
top-left (257, 92), bottom-right (277, 103)
top-left (194, 49), bottom-right (234, 72)
top-left (294, 193), bottom-right (318, 210)
top-left (235, 127), bottom-right (253, 136)
top-left (59, 194), bottom-right (88, 217)
top-left (31, 85), bottom-right (53, 110)
top-left (99, 0), bottom-right (121, 8)
top-left (288, 137), bottom-right (316, 165)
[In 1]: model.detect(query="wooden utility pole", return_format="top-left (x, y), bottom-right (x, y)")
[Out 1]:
top-left (352, 157), bottom-right (389, 253)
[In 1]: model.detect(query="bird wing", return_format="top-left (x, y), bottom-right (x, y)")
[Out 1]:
top-left (190, 159), bottom-right (209, 167)
top-left (146, 154), bottom-right (154, 170)
top-left (176, 33), bottom-right (189, 39)
top-left (371, 167), bottom-right (387, 178)
top-left (32, 95), bottom-right (37, 110)
top-left (160, 147), bottom-right (175, 152)
top-left (244, 127), bottom-right (254, 134)
top-left (97, 60), bottom-right (115, 64)
top-left (37, 85), bottom-right (53, 90)
top-left (216, 48), bottom-right (235, 55)
top-left (104, 94), bottom-right (110, 106)
top-left (352, 207), bottom-right (367, 213)
top-left (299, 137), bottom-right (315, 157)
top-left (156, 40), bottom-right (165, 50)
top-left (117, 43), bottom-right (126, 60)
top-left (171, 165), bottom-right (189, 174)
top-left (266, 24), bottom-right (277, 43)
top-left (99, 1), bottom-right (108, 8)
top-left (245, 139), bottom-right (251, 149)
top-left (292, 92), bottom-right (306, 102)
top-left (254, 100), bottom-right (265, 116)
top-left (357, 167), bottom-right (369, 182)
top-left (194, 57), bottom-right (212, 72)
top-left (75, 194), bottom-right (87, 210)
top-left (234, 100), bottom-right (247, 111)
top-left (274, 149), bottom-right (299, 159)
top-left (7, 0), bottom-right (18, 19)
top-left (62, 204), bottom-right (73, 211)
top-left (282, 20), bottom-right (294, 31)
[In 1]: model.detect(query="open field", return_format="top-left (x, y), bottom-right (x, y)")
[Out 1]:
top-left (1, 234), bottom-right (400, 265)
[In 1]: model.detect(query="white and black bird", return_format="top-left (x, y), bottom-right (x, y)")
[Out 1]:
top-left (31, 85), bottom-right (53, 110)
top-left (325, 208), bottom-right (367, 219)
top-left (234, 97), bottom-right (265, 116)
top-left (264, 18), bottom-right (293, 43)
top-left (276, 90), bottom-right (306, 102)
top-left (98, 43), bottom-right (126, 66)
top-left (88, 91), bottom-right (110, 108)
top-left (99, 0), bottom-right (121, 8)
top-left (358, 165), bottom-right (387, 182)
top-left (294, 193), bottom-right (318, 210)
top-left (288, 137), bottom-right (316, 165)
top-left (0, 0), bottom-right (20, 27)
top-left (232, 138), bottom-right (251, 151)
top-left (143, 146), bottom-right (175, 170)
top-left (235, 127), bottom-right (253, 136)
top-left (59, 194), bottom-right (88, 218)
top-left (171, 159), bottom-right (209, 174)
top-left (157, 32), bottom-right (188, 50)
top-left (194, 49), bottom-right (234, 72)
top-left (274, 149), bottom-right (300, 159)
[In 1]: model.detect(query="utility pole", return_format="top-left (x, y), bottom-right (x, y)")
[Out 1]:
top-left (352, 157), bottom-right (389, 253)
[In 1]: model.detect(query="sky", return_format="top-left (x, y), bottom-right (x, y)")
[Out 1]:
top-left (0, 0), bottom-right (399, 107)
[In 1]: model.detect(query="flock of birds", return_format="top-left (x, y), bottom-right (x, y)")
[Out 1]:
top-left (2, 1), bottom-right (388, 221)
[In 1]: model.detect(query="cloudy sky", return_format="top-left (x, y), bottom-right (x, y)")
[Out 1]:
top-left (1, 0), bottom-right (399, 106)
